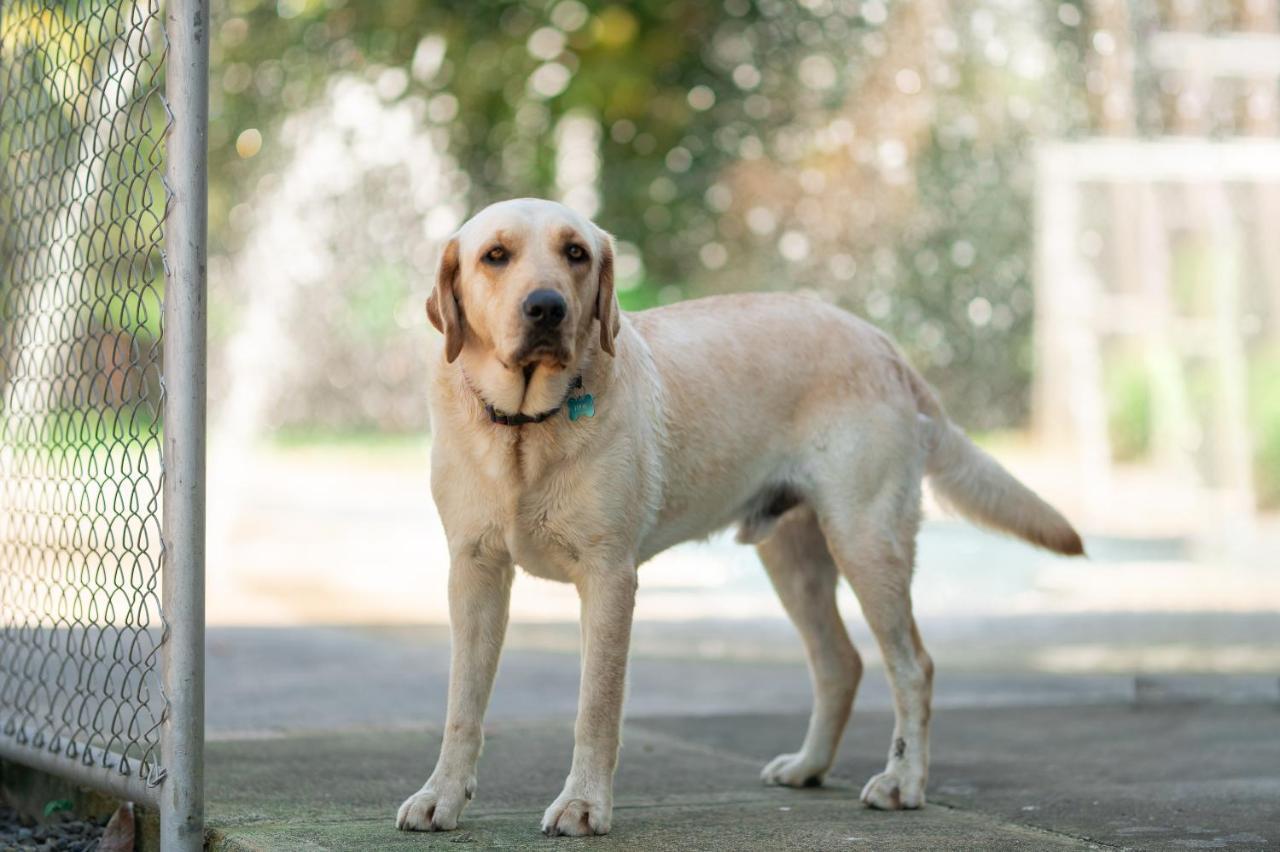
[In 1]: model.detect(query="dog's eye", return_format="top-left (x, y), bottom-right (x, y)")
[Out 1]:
top-left (565, 243), bottom-right (588, 263)
top-left (483, 246), bottom-right (509, 265)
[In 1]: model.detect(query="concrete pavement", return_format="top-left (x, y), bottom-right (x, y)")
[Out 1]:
top-left (201, 623), bottom-right (1280, 850)
top-left (205, 704), bottom-right (1280, 850)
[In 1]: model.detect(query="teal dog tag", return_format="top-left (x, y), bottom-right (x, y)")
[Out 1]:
top-left (567, 394), bottom-right (595, 421)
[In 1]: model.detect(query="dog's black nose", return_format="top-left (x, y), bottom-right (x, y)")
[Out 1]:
top-left (522, 289), bottom-right (567, 329)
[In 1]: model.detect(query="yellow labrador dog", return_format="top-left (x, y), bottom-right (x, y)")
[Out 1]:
top-left (397, 198), bottom-right (1083, 837)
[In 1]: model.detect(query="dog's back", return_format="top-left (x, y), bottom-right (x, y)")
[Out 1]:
top-left (628, 291), bottom-right (1082, 557)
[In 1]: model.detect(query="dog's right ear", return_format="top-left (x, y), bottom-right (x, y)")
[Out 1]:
top-left (426, 238), bottom-right (463, 363)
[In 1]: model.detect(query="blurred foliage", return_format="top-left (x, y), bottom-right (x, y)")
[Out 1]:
top-left (1106, 350), bottom-right (1152, 462)
top-left (207, 0), bottom-right (1099, 430)
top-left (2, 0), bottom-right (1276, 513)
top-left (1250, 350), bottom-right (1280, 507)
top-left (0, 0), bottom-right (168, 424)
top-left (208, 0), bottom-right (741, 290)
top-left (1103, 349), bottom-right (1280, 510)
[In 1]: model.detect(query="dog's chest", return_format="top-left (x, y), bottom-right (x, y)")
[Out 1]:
top-left (504, 515), bottom-right (583, 582)
top-left (491, 481), bottom-right (591, 583)
top-left (459, 423), bottom-right (598, 582)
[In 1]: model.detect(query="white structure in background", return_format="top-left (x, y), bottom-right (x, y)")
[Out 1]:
top-left (1034, 23), bottom-right (1280, 548)
top-left (554, 111), bottom-right (602, 218)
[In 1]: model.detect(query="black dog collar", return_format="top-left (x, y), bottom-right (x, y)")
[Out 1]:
top-left (485, 376), bottom-right (583, 427)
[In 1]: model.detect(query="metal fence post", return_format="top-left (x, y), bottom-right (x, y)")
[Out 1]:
top-left (161, 0), bottom-right (209, 848)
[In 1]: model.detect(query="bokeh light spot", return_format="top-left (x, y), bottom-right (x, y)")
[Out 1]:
top-left (687, 85), bottom-right (716, 111)
top-left (236, 128), bottom-right (263, 159)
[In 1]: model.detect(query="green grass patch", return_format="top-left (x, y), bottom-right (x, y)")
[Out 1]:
top-left (1, 406), bottom-right (161, 456)
top-left (268, 426), bottom-right (428, 454)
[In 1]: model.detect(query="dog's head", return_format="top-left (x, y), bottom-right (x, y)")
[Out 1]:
top-left (427, 199), bottom-right (620, 414)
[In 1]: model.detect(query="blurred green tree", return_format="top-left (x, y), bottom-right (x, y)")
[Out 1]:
top-left (207, 0), bottom-right (1093, 430)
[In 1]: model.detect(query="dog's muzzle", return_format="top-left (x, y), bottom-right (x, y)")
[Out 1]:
top-left (523, 289), bottom-right (567, 330)
top-left (515, 289), bottom-right (571, 367)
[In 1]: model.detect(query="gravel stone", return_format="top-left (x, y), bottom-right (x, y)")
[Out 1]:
top-left (0, 805), bottom-right (108, 852)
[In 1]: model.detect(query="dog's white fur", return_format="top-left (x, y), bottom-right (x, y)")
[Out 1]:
top-left (396, 198), bottom-right (1083, 837)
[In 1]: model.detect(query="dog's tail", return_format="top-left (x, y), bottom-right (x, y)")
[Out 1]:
top-left (905, 367), bottom-right (1085, 557)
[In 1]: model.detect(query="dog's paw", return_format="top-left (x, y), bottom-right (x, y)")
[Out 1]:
top-left (860, 770), bottom-right (925, 810)
top-left (395, 777), bottom-right (475, 831)
top-left (760, 752), bottom-right (827, 788)
top-left (540, 792), bottom-right (612, 837)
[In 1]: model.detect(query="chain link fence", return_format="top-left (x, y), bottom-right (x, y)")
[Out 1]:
top-left (0, 0), bottom-right (206, 843)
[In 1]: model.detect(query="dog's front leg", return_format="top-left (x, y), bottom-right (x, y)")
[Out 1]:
top-left (541, 564), bottom-right (637, 837)
top-left (397, 553), bottom-right (514, 832)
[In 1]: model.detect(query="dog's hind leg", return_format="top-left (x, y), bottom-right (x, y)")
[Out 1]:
top-left (757, 506), bottom-right (862, 788)
top-left (816, 464), bottom-right (933, 810)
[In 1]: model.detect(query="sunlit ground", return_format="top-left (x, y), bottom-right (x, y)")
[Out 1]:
top-left (206, 436), bottom-right (1280, 675)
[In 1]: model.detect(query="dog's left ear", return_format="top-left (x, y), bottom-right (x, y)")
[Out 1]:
top-left (426, 237), bottom-right (464, 363)
top-left (594, 229), bottom-right (621, 356)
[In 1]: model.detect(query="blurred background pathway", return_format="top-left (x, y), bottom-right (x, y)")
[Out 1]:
top-left (206, 440), bottom-right (1280, 677)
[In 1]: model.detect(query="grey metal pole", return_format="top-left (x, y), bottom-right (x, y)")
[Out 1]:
top-left (161, 0), bottom-right (208, 848)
